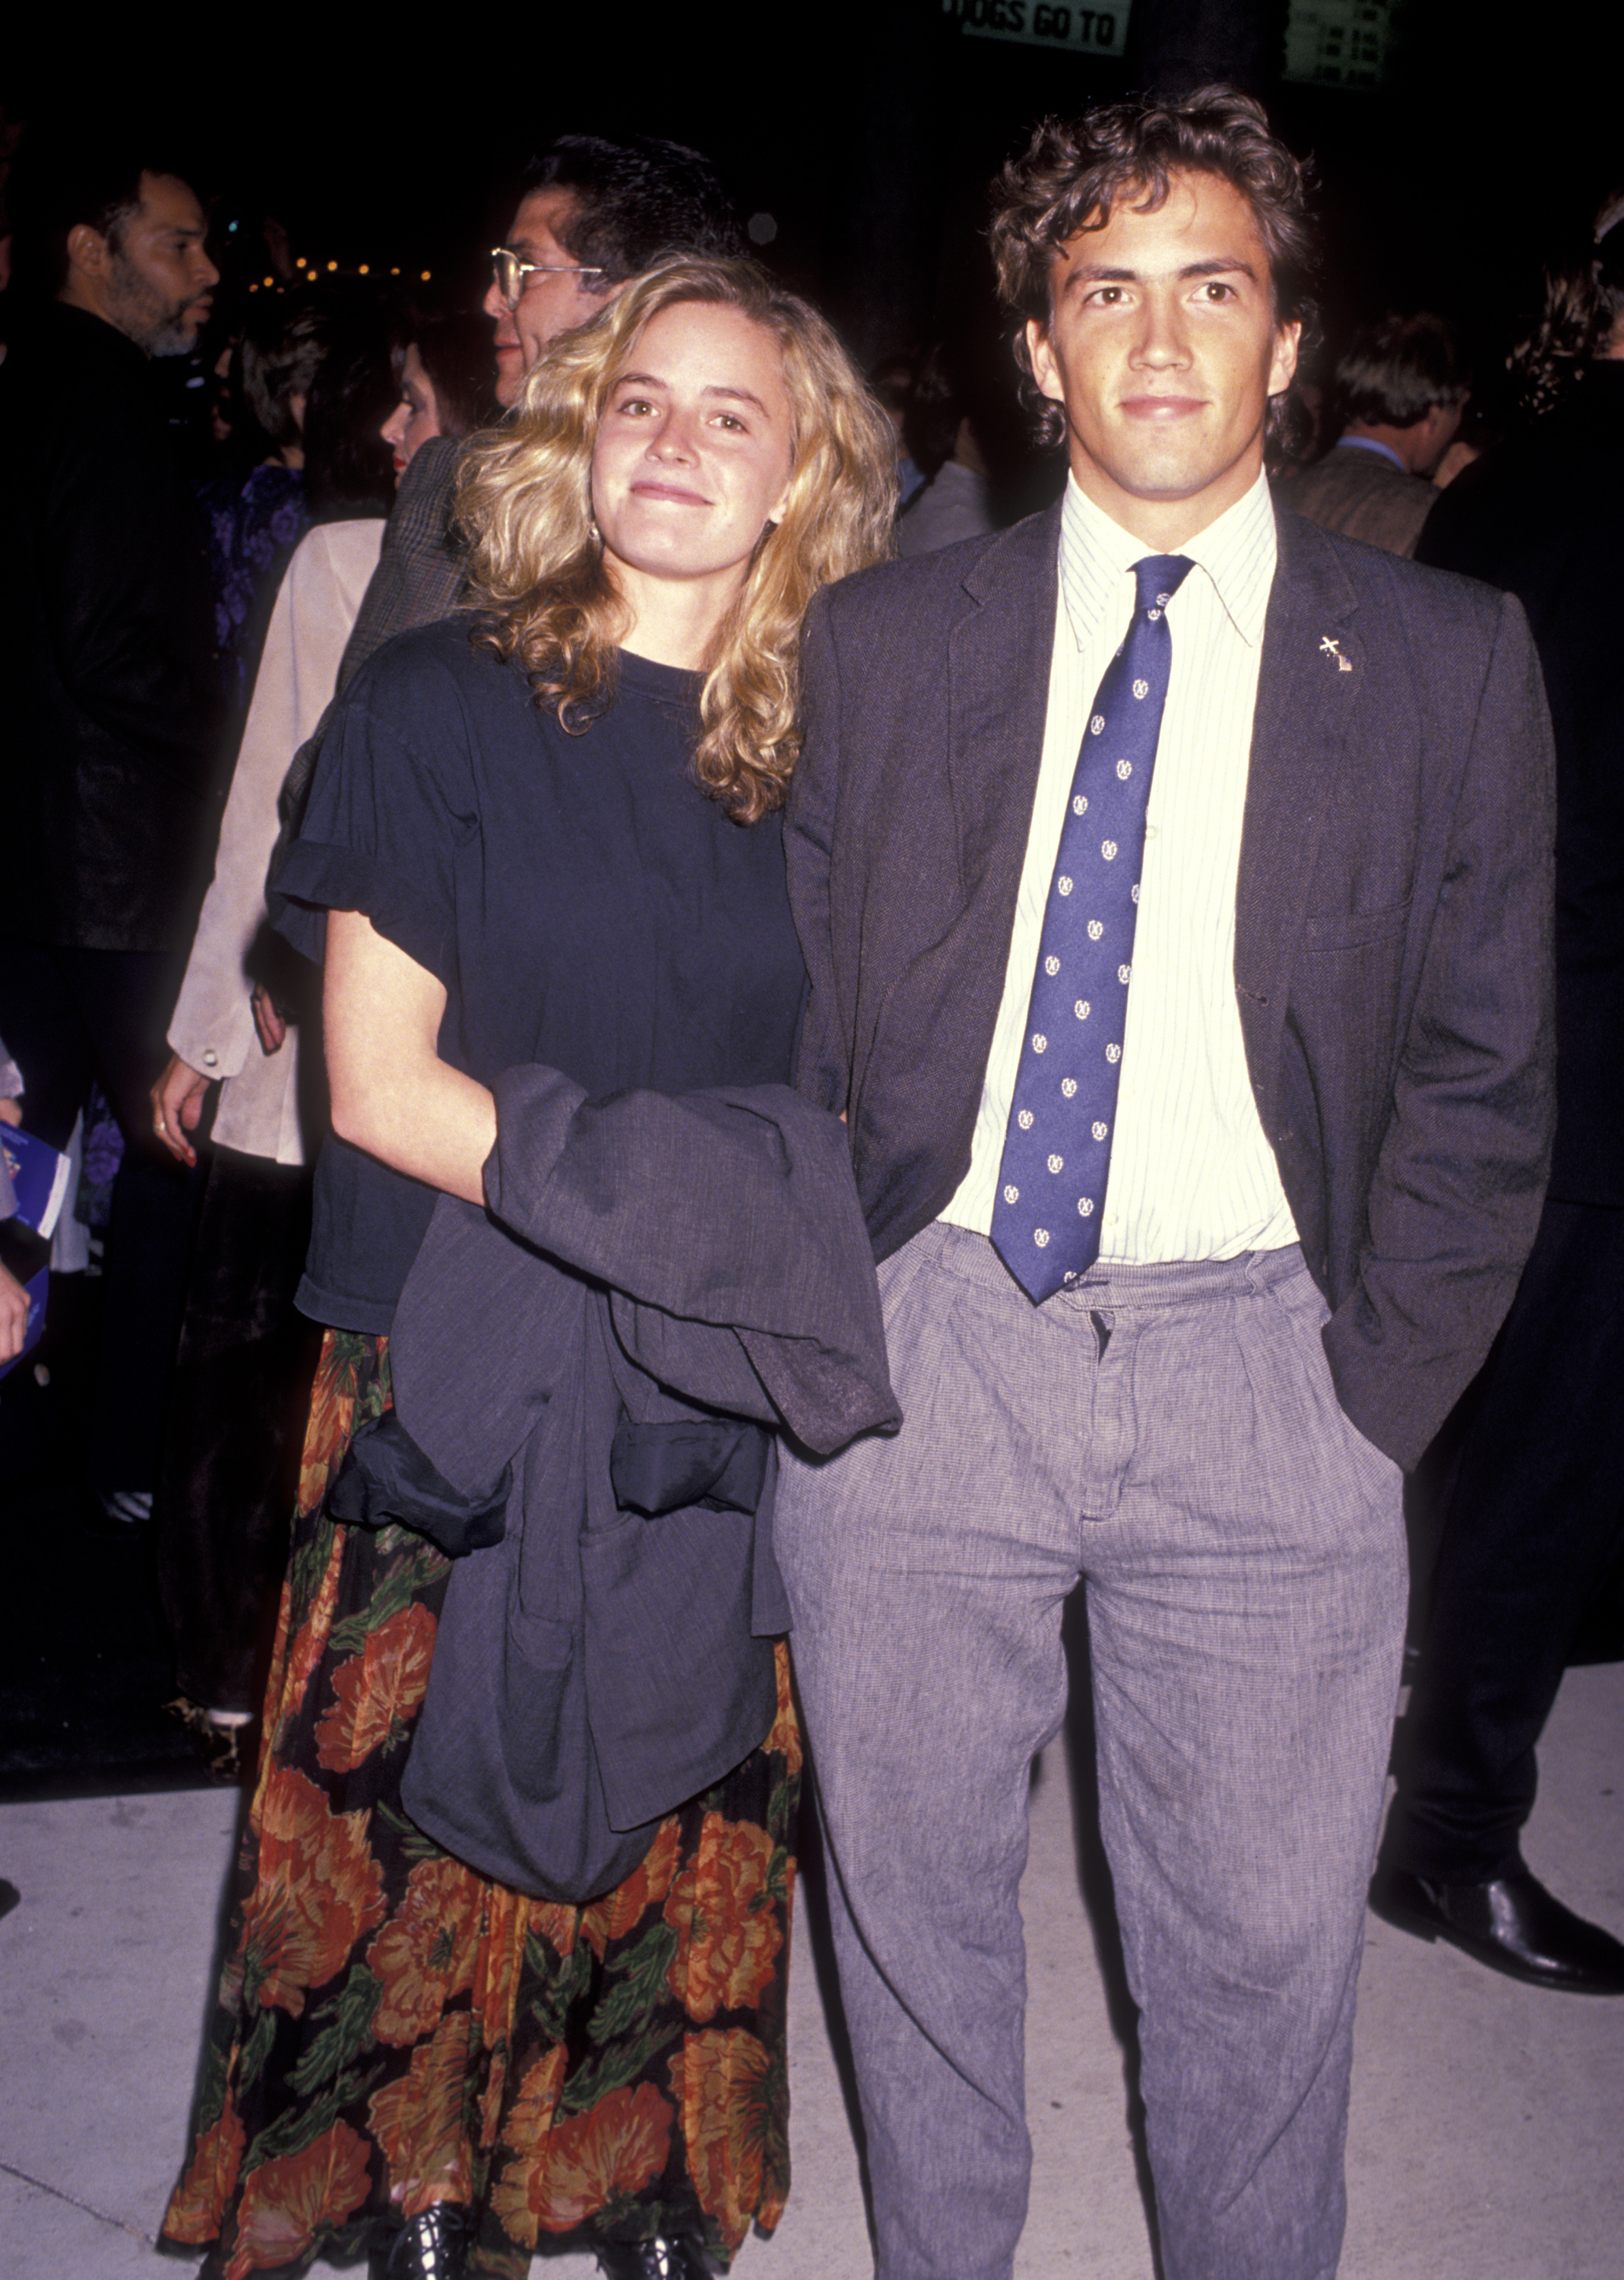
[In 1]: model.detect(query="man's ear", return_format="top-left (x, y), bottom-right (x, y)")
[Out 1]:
top-left (1268, 318), bottom-right (1302, 400)
top-left (65, 221), bottom-right (109, 283)
top-left (1026, 317), bottom-right (1064, 405)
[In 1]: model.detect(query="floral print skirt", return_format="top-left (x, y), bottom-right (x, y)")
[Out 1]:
top-left (163, 1329), bottom-right (800, 2278)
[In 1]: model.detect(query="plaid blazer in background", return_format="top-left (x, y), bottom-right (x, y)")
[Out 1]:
top-left (334, 434), bottom-right (467, 692)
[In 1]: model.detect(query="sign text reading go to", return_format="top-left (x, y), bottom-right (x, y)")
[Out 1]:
top-left (944, 0), bottom-right (1133, 62)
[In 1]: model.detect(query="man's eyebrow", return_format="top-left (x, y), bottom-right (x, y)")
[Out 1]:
top-left (1062, 253), bottom-right (1261, 290)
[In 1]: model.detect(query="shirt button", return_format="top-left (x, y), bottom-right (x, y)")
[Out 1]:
top-left (202, 1050), bottom-right (218, 1068)
top-left (1145, 825), bottom-right (1159, 841)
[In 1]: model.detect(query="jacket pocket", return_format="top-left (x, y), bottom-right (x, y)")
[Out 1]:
top-left (1301, 897), bottom-right (1412, 953)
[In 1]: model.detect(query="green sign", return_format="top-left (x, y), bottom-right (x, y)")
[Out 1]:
top-left (943, 0), bottom-right (1132, 64)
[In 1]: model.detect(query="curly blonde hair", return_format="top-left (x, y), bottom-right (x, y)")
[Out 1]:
top-left (457, 255), bottom-right (897, 821)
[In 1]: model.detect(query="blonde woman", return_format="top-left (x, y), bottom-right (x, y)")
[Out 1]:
top-left (163, 257), bottom-right (895, 2280)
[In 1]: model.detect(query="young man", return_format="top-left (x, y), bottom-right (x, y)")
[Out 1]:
top-left (775, 87), bottom-right (1555, 2280)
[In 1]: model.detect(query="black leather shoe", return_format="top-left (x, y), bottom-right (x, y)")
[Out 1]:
top-left (597, 2240), bottom-right (714, 2279)
top-left (378, 2204), bottom-right (470, 2279)
top-left (1370, 1864), bottom-right (1624, 1994)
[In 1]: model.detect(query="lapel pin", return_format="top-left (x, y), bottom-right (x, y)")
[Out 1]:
top-left (1319, 635), bottom-right (1353, 673)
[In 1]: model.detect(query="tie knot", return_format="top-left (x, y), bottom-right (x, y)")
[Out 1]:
top-left (1132, 555), bottom-right (1194, 616)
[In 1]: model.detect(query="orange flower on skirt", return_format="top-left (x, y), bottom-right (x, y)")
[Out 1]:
top-left (484, 2045), bottom-right (568, 2249)
top-left (366, 1854), bottom-right (483, 2046)
top-left (367, 2009), bottom-right (474, 2215)
top-left (761, 1645), bottom-right (803, 1779)
top-left (668, 2028), bottom-right (788, 2249)
top-left (225, 2118), bottom-right (372, 2278)
top-left (533, 2082), bottom-right (674, 2234)
top-left (298, 1341), bottom-right (364, 1515)
top-left (580, 1816), bottom-right (682, 1960)
top-left (522, 1893), bottom-right (582, 1962)
top-left (315, 1601), bottom-right (438, 1775)
top-left (277, 1545), bottom-right (343, 1740)
top-left (240, 1763), bottom-right (388, 2016)
top-left (163, 2093), bottom-right (246, 2243)
top-left (663, 1816), bottom-right (784, 2023)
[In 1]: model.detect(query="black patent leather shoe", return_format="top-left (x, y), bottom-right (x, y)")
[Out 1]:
top-left (597, 2239), bottom-right (714, 2279)
top-left (378, 2203), bottom-right (470, 2279)
top-left (1370, 1864), bottom-right (1624, 1994)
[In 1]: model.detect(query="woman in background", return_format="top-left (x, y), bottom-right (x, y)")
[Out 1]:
top-left (151, 308), bottom-right (477, 1778)
top-left (381, 312), bottom-right (496, 480)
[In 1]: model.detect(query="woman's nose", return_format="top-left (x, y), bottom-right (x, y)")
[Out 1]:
top-left (649, 410), bottom-right (698, 461)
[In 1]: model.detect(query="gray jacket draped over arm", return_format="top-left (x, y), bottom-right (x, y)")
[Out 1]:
top-left (343, 1065), bottom-right (896, 1901)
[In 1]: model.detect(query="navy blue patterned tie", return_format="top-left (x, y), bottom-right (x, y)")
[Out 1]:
top-left (991, 553), bottom-right (1194, 1301)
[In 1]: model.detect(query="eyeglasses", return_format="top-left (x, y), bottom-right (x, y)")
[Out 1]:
top-left (489, 245), bottom-right (606, 312)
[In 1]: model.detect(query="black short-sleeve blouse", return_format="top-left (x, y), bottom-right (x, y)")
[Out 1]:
top-left (276, 620), bottom-right (807, 1330)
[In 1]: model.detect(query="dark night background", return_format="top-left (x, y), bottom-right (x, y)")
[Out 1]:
top-left (7, 2), bottom-right (1624, 418)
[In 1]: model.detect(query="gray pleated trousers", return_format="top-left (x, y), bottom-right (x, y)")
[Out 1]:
top-left (776, 1224), bottom-right (1407, 2280)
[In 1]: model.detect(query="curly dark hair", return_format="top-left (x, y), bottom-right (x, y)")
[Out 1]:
top-left (242, 302), bottom-right (328, 451)
top-left (1508, 208), bottom-right (1624, 420)
top-left (989, 84), bottom-right (1319, 452)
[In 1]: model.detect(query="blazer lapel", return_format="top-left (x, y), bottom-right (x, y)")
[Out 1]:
top-left (948, 505), bottom-right (1062, 902)
top-left (1236, 507), bottom-right (1365, 1123)
top-left (847, 510), bottom-right (1059, 1248)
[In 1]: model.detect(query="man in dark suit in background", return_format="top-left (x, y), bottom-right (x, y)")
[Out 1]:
top-left (774, 89), bottom-right (1555, 2280)
top-left (1278, 309), bottom-right (1468, 556)
top-left (0, 144), bottom-right (220, 1528)
top-left (1372, 212), bottom-right (1624, 1994)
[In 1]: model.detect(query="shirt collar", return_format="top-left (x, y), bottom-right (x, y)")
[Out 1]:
top-left (1335, 433), bottom-right (1408, 474)
top-left (1059, 465), bottom-right (1277, 651)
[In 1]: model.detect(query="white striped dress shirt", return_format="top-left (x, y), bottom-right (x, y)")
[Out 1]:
top-left (941, 470), bottom-right (1299, 1263)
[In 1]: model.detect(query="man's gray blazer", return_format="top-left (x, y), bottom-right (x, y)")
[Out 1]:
top-left (785, 502), bottom-right (1557, 1472)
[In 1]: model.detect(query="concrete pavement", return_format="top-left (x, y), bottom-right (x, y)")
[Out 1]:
top-left (3, 1663), bottom-right (1621, 2279)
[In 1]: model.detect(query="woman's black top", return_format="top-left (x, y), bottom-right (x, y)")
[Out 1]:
top-left (276, 621), bottom-right (807, 1331)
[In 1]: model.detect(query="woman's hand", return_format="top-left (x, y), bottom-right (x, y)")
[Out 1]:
top-left (151, 1053), bottom-right (214, 1167)
top-left (0, 1098), bottom-right (22, 1129)
top-left (252, 983), bottom-right (289, 1055)
top-left (324, 910), bottom-right (496, 1205)
top-left (0, 1259), bottom-right (31, 1366)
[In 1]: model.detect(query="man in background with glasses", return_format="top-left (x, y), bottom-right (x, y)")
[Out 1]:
top-left (270, 133), bottom-right (741, 888)
top-left (485, 135), bottom-right (739, 407)
top-left (329, 133), bottom-right (742, 686)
